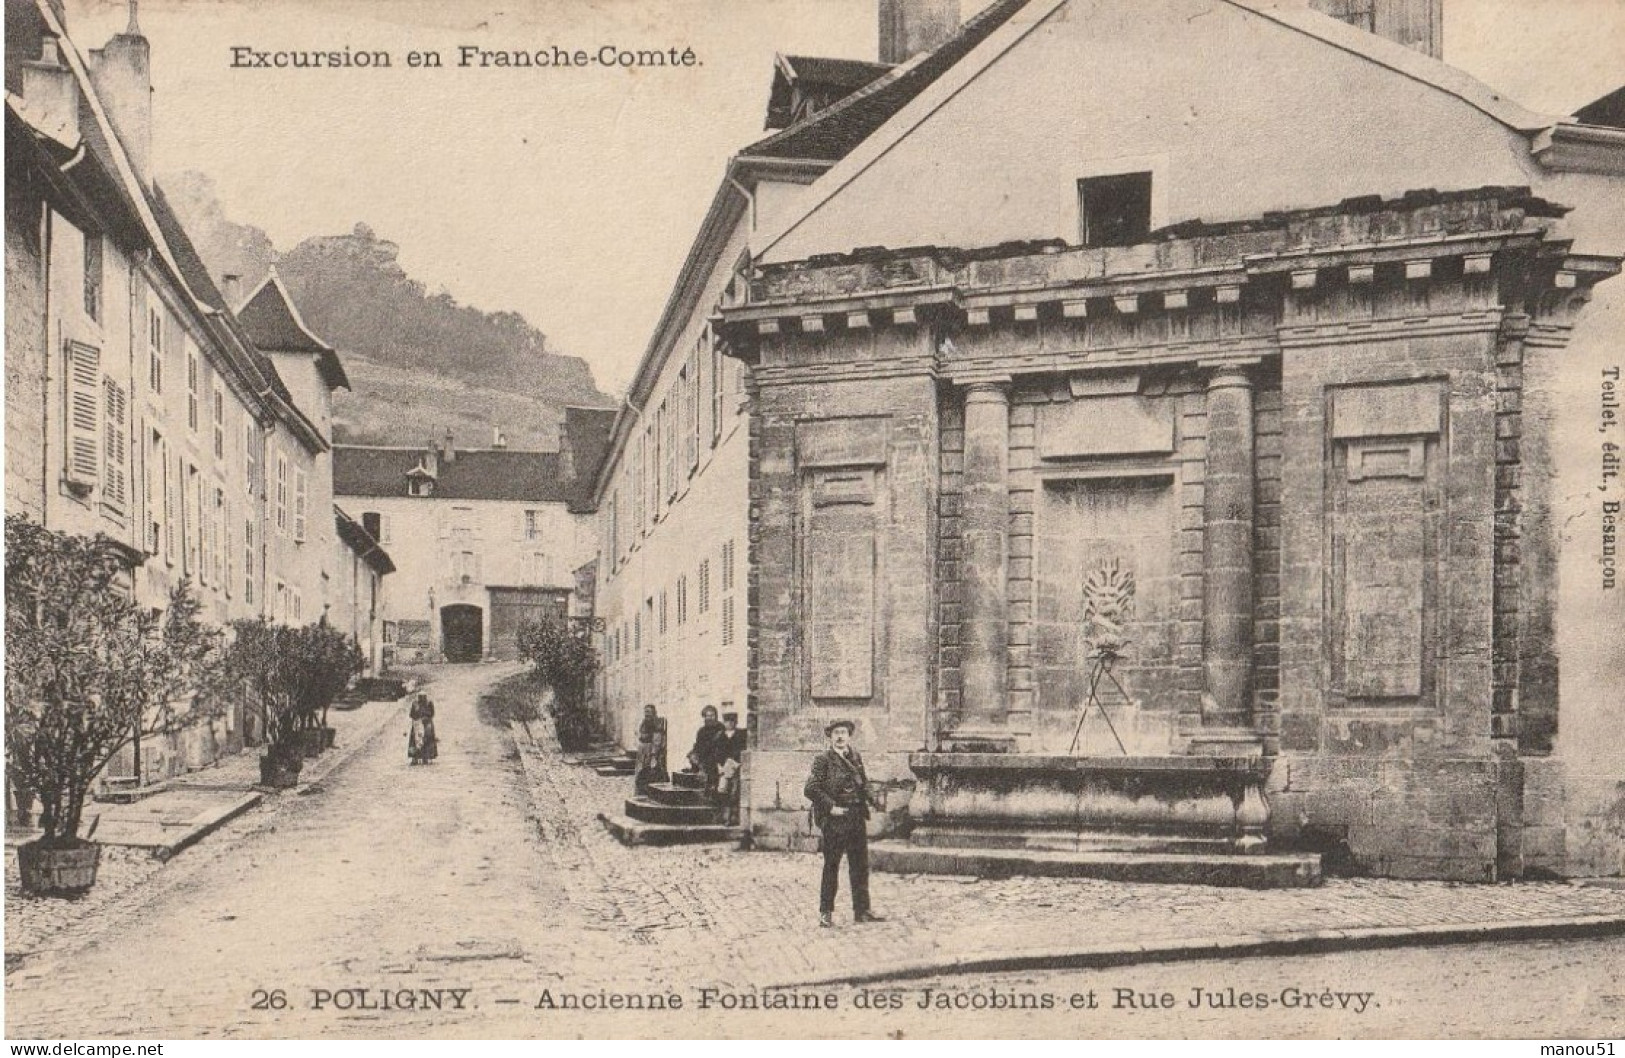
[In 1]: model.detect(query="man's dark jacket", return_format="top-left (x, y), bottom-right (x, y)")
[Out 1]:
top-left (804, 747), bottom-right (872, 830)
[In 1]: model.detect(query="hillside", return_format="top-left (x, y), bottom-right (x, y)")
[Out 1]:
top-left (159, 171), bottom-right (613, 449)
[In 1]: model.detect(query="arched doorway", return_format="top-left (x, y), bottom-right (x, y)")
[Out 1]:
top-left (441, 604), bottom-right (484, 662)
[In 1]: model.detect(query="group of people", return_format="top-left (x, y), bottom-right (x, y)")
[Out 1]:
top-left (633, 704), bottom-right (747, 823)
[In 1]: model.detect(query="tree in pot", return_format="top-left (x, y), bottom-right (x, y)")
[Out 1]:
top-left (284, 622), bottom-right (365, 757)
top-left (223, 619), bottom-right (303, 787)
top-left (516, 616), bottom-right (602, 752)
top-left (5, 516), bottom-right (226, 896)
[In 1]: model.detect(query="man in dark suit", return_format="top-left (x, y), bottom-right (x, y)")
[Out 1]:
top-left (804, 720), bottom-right (885, 927)
top-left (715, 712), bottom-right (748, 825)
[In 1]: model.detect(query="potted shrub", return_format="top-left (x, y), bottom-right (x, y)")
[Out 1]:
top-left (517, 616), bottom-right (603, 752)
top-left (5, 516), bottom-right (225, 896)
top-left (224, 619), bottom-right (304, 788)
top-left (225, 619), bottom-right (364, 781)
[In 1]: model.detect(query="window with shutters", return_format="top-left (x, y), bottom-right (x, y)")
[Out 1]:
top-left (687, 349), bottom-right (701, 473)
top-left (676, 575), bottom-right (688, 626)
top-left (243, 519), bottom-right (255, 604)
top-left (214, 488), bottom-right (227, 589)
top-left (186, 465), bottom-right (201, 578)
top-left (698, 558), bottom-right (711, 615)
top-left (101, 378), bottom-right (128, 516)
top-left (148, 308), bottom-right (163, 394)
top-left (721, 595), bottom-right (735, 647)
top-left (244, 420), bottom-right (257, 496)
top-left (523, 509), bottom-right (540, 541)
top-left (213, 387), bottom-right (225, 459)
top-left (83, 232), bottom-right (103, 323)
top-left (711, 335), bottom-right (725, 445)
top-left (163, 446), bottom-right (176, 565)
top-left (63, 341), bottom-right (101, 494)
top-left (146, 430), bottom-right (164, 553)
top-left (187, 348), bottom-right (199, 432)
top-left (659, 589), bottom-right (668, 635)
top-left (275, 453), bottom-right (288, 533)
top-left (722, 538), bottom-right (736, 592)
top-left (664, 397), bottom-right (677, 503)
top-left (377, 514), bottom-right (391, 545)
top-left (293, 466), bottom-right (308, 542)
top-left (292, 589), bottom-right (303, 623)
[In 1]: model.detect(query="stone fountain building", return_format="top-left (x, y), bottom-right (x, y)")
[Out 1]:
top-left (704, 0), bottom-right (1625, 883)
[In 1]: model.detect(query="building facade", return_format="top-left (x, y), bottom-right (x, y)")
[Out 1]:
top-left (692, 0), bottom-right (1624, 879)
top-left (333, 407), bottom-right (612, 664)
top-left (4, 0), bottom-right (391, 788)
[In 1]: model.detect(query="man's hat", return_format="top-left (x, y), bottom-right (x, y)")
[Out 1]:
top-left (722, 712), bottom-right (739, 723)
top-left (825, 719), bottom-right (855, 736)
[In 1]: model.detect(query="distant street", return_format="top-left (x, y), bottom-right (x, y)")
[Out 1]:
top-left (7, 662), bottom-right (1625, 1039)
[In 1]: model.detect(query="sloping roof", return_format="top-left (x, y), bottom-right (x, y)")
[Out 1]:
top-left (334, 506), bottom-right (395, 575)
top-left (1223, 0), bottom-right (1558, 134)
top-left (561, 406), bottom-right (617, 512)
top-left (765, 55), bottom-right (893, 130)
top-left (334, 446), bottom-right (577, 504)
top-left (238, 268), bottom-right (350, 390)
top-left (741, 0), bottom-right (1034, 161)
top-left (1576, 86), bottom-right (1625, 130)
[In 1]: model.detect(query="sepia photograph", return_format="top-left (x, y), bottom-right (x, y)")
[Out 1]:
top-left (3, 0), bottom-right (1624, 1043)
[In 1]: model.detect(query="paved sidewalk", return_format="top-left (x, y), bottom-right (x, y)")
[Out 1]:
top-left (511, 716), bottom-right (1625, 989)
top-left (4, 693), bottom-right (410, 970)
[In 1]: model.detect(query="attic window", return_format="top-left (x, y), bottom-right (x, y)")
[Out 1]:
top-left (1079, 172), bottom-right (1153, 249)
top-left (409, 478), bottom-right (434, 497)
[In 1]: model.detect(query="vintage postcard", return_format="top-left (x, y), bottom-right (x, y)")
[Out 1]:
top-left (4, 0), bottom-right (1624, 1043)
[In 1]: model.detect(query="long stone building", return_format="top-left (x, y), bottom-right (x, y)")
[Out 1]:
top-left (4, 0), bottom-right (391, 789)
top-left (592, 0), bottom-right (1625, 882)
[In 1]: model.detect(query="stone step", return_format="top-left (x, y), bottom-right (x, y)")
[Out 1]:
top-left (598, 813), bottom-right (745, 848)
top-left (593, 762), bottom-right (636, 777)
top-left (624, 797), bottom-right (724, 826)
top-left (669, 770), bottom-right (708, 791)
top-left (909, 825), bottom-right (1245, 857)
top-left (644, 782), bottom-right (712, 807)
top-left (870, 842), bottom-right (1321, 889)
top-left (1184, 728), bottom-right (1265, 758)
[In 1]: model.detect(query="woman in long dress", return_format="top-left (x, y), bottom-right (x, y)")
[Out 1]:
top-left (408, 693), bottom-right (439, 765)
top-left (634, 704), bottom-right (667, 793)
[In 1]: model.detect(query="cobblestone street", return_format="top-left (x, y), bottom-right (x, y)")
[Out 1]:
top-left (7, 663), bottom-right (1625, 1039)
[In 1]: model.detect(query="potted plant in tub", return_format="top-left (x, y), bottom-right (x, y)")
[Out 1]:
top-left (5, 517), bottom-right (226, 895)
top-left (225, 619), bottom-right (304, 787)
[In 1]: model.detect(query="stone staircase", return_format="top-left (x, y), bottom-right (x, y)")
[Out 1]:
top-left (575, 749), bottom-right (637, 778)
top-left (599, 769), bottom-right (745, 847)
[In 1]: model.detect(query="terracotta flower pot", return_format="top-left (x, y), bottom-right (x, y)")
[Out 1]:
top-left (16, 840), bottom-right (101, 897)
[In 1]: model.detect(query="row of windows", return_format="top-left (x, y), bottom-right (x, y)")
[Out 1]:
top-left (605, 537), bottom-right (739, 664)
top-left (605, 327), bottom-right (744, 571)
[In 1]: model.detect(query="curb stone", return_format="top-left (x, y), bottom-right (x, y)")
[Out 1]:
top-left (766, 913), bottom-right (1625, 989)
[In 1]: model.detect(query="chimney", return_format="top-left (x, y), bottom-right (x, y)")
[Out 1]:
top-left (222, 273), bottom-right (242, 307)
top-left (492, 426), bottom-right (507, 449)
top-left (1308, 0), bottom-right (1442, 60)
top-left (879, 0), bottom-right (961, 64)
top-left (88, 1), bottom-right (153, 186)
top-left (421, 442), bottom-right (439, 477)
top-left (442, 429), bottom-right (456, 463)
top-left (19, 35), bottom-right (80, 144)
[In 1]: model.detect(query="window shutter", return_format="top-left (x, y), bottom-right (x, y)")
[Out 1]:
top-left (163, 445), bottom-right (176, 564)
top-left (102, 378), bottom-right (127, 511)
top-left (64, 341), bottom-right (101, 488)
top-left (293, 466), bottom-right (308, 542)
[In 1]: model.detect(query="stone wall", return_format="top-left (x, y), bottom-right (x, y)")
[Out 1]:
top-left (5, 182), bottom-right (46, 521)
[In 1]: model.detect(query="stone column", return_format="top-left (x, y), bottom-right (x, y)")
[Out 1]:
top-left (955, 380), bottom-right (1011, 742)
top-left (1202, 366), bottom-right (1255, 726)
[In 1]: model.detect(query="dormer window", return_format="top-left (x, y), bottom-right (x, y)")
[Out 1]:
top-left (409, 477), bottom-right (434, 498)
top-left (1079, 172), bottom-right (1153, 249)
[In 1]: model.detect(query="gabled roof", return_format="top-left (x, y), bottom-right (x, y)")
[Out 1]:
top-left (741, 0), bottom-right (1034, 161)
top-left (334, 506), bottom-right (395, 575)
top-left (764, 54), bottom-right (893, 130)
top-left (561, 406), bottom-right (616, 512)
top-left (334, 446), bottom-right (578, 504)
top-left (238, 268), bottom-right (350, 390)
top-left (1223, 0), bottom-right (1557, 134)
top-left (1576, 86), bottom-right (1625, 130)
